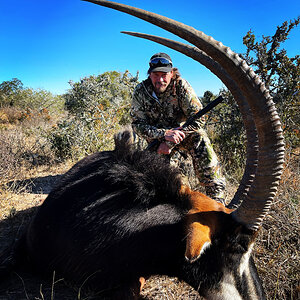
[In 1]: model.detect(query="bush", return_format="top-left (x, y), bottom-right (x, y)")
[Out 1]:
top-left (47, 71), bottom-right (138, 160)
top-left (201, 18), bottom-right (299, 179)
top-left (0, 107), bottom-right (23, 124)
top-left (0, 78), bottom-right (65, 115)
top-left (201, 90), bottom-right (246, 180)
top-left (242, 17), bottom-right (300, 148)
top-left (0, 126), bottom-right (56, 185)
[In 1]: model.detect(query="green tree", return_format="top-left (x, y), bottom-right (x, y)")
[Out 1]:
top-left (242, 16), bottom-right (300, 147)
top-left (201, 90), bottom-right (246, 178)
top-left (48, 70), bottom-right (139, 159)
top-left (0, 78), bottom-right (65, 113)
top-left (203, 17), bottom-right (299, 177)
top-left (0, 78), bottom-right (23, 107)
top-left (65, 71), bottom-right (137, 116)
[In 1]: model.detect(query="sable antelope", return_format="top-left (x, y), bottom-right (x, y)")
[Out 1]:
top-left (0, 1), bottom-right (284, 299)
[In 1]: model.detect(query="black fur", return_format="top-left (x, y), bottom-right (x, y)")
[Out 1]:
top-left (0, 129), bottom-right (265, 299)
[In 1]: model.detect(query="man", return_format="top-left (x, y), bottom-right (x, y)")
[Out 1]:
top-left (131, 52), bottom-right (226, 203)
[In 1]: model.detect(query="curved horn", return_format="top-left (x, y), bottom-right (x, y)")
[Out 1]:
top-left (121, 31), bottom-right (258, 208)
top-left (84, 0), bottom-right (285, 230)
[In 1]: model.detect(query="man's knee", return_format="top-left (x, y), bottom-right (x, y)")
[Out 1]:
top-left (205, 179), bottom-right (226, 203)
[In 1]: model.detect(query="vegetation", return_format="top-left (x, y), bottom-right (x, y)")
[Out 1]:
top-left (201, 16), bottom-right (299, 179)
top-left (0, 79), bottom-right (65, 188)
top-left (0, 71), bottom-right (137, 187)
top-left (48, 71), bottom-right (138, 159)
top-left (201, 89), bottom-right (246, 179)
top-left (243, 16), bottom-right (300, 148)
top-left (0, 78), bottom-right (65, 114)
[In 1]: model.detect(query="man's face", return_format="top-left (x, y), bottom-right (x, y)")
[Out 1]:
top-left (149, 71), bottom-right (173, 94)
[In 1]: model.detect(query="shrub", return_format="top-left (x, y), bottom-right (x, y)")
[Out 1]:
top-left (47, 71), bottom-right (138, 160)
top-left (0, 78), bottom-right (65, 115)
top-left (201, 90), bottom-right (246, 180)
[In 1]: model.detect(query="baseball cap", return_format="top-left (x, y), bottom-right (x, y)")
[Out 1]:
top-left (148, 53), bottom-right (173, 73)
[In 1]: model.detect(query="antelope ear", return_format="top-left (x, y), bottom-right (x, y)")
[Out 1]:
top-left (185, 221), bottom-right (212, 263)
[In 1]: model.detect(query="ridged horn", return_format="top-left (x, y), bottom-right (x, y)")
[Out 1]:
top-left (84, 0), bottom-right (285, 230)
top-left (121, 31), bottom-right (258, 208)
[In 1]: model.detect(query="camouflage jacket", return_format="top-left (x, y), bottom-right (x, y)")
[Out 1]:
top-left (131, 76), bottom-right (204, 143)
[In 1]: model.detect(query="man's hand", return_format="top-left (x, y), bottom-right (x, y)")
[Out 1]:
top-left (157, 128), bottom-right (185, 155)
top-left (164, 128), bottom-right (185, 144)
top-left (157, 142), bottom-right (172, 155)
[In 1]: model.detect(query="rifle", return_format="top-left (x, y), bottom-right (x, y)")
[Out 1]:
top-left (146, 95), bottom-right (224, 151)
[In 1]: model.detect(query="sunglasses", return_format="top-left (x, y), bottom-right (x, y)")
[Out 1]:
top-left (149, 57), bottom-right (172, 67)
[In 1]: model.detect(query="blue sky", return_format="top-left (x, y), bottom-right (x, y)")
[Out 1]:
top-left (1, 0), bottom-right (299, 96)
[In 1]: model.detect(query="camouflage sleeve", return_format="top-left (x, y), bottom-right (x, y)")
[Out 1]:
top-left (130, 88), bottom-right (166, 142)
top-left (179, 79), bottom-right (205, 130)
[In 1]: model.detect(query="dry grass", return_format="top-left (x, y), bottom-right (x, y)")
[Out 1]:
top-left (0, 132), bottom-right (299, 299)
top-left (0, 118), bottom-right (58, 193)
top-left (140, 276), bottom-right (202, 299)
top-left (253, 148), bottom-right (300, 300)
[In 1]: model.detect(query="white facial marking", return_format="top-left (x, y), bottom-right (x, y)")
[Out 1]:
top-left (206, 273), bottom-right (243, 300)
top-left (238, 243), bottom-right (260, 299)
top-left (205, 243), bottom-right (261, 300)
top-left (239, 243), bottom-right (254, 277)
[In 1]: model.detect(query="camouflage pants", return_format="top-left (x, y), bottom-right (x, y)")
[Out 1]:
top-left (175, 129), bottom-right (226, 201)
